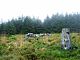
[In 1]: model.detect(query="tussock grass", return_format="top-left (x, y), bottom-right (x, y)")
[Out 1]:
top-left (0, 33), bottom-right (80, 60)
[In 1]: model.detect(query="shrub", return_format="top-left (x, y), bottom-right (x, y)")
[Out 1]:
top-left (7, 35), bottom-right (16, 41)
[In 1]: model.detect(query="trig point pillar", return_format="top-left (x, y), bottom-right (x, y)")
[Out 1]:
top-left (61, 28), bottom-right (71, 50)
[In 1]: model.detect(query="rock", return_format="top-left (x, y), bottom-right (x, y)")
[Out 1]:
top-left (61, 28), bottom-right (71, 50)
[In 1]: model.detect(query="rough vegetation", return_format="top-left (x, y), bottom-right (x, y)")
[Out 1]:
top-left (0, 33), bottom-right (80, 60)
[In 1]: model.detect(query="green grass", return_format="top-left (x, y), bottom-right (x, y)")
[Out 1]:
top-left (0, 33), bottom-right (80, 60)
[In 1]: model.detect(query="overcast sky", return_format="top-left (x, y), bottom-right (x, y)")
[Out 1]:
top-left (0, 0), bottom-right (80, 22)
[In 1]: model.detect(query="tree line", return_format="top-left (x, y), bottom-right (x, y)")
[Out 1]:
top-left (0, 13), bottom-right (80, 34)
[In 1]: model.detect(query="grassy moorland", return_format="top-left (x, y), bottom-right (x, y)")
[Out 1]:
top-left (0, 33), bottom-right (80, 60)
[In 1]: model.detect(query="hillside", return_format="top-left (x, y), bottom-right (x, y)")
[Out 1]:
top-left (0, 33), bottom-right (80, 60)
